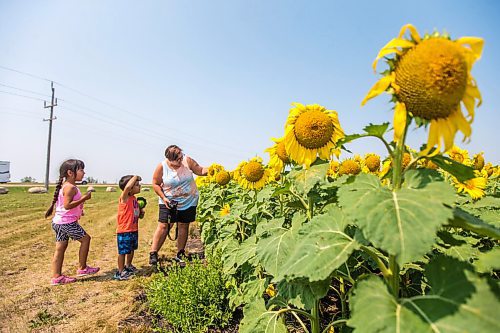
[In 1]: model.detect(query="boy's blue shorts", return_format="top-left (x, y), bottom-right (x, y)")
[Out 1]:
top-left (117, 231), bottom-right (138, 254)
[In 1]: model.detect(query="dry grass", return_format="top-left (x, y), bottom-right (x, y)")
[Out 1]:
top-left (0, 185), bottom-right (200, 332)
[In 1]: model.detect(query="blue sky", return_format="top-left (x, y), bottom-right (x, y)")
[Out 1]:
top-left (1, 0), bottom-right (499, 183)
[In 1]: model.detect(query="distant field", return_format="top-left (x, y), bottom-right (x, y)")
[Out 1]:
top-left (0, 186), bottom-right (187, 332)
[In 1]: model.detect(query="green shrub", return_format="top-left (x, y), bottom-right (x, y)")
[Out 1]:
top-left (146, 255), bottom-right (232, 333)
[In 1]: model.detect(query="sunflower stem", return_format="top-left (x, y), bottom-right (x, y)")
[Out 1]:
top-left (360, 245), bottom-right (392, 279)
top-left (389, 255), bottom-right (400, 297)
top-left (311, 300), bottom-right (320, 333)
top-left (391, 117), bottom-right (410, 190)
top-left (308, 195), bottom-right (314, 221)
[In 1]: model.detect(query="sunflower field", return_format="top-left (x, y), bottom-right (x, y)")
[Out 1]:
top-left (196, 24), bottom-right (499, 333)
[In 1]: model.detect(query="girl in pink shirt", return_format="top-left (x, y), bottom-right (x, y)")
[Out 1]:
top-left (45, 159), bottom-right (100, 285)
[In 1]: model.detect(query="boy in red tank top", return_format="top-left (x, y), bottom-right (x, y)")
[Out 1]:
top-left (115, 175), bottom-right (144, 280)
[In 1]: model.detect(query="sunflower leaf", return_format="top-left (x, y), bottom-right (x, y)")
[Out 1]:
top-left (239, 298), bottom-right (287, 333)
top-left (348, 256), bottom-right (500, 333)
top-left (255, 219), bottom-right (296, 278)
top-left (448, 207), bottom-right (500, 240)
top-left (277, 277), bottom-right (331, 310)
top-left (276, 205), bottom-right (360, 282)
top-left (428, 154), bottom-right (476, 182)
top-left (338, 171), bottom-right (455, 265)
top-left (288, 163), bottom-right (329, 195)
top-left (363, 122), bottom-right (390, 137)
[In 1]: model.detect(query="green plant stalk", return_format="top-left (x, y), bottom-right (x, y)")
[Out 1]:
top-left (360, 245), bottom-right (392, 279)
top-left (389, 255), bottom-right (400, 297)
top-left (322, 319), bottom-right (348, 333)
top-left (311, 300), bottom-right (320, 333)
top-left (339, 277), bottom-right (347, 320)
top-left (308, 195), bottom-right (314, 221)
top-left (391, 116), bottom-right (410, 190)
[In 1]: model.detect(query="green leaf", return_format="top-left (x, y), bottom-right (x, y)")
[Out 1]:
top-left (288, 163), bottom-right (330, 195)
top-left (363, 122), bottom-right (390, 137)
top-left (338, 171), bottom-right (455, 265)
top-left (348, 277), bottom-right (428, 333)
top-left (276, 205), bottom-right (360, 282)
top-left (349, 256), bottom-right (500, 333)
top-left (429, 154), bottom-right (475, 182)
top-left (474, 247), bottom-right (500, 273)
top-left (255, 219), bottom-right (296, 278)
top-left (277, 277), bottom-right (330, 310)
top-left (239, 299), bottom-right (287, 333)
top-left (448, 207), bottom-right (500, 240)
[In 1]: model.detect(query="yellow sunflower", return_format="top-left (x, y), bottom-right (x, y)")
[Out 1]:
top-left (207, 163), bottom-right (225, 182)
top-left (452, 171), bottom-right (487, 200)
top-left (362, 24), bottom-right (483, 155)
top-left (338, 158), bottom-right (362, 176)
top-left (363, 153), bottom-right (381, 174)
top-left (447, 145), bottom-right (471, 165)
top-left (284, 103), bottom-right (344, 168)
top-left (327, 159), bottom-right (340, 178)
top-left (215, 170), bottom-right (231, 186)
top-left (195, 176), bottom-right (210, 188)
top-left (234, 157), bottom-right (272, 190)
top-left (472, 152), bottom-right (485, 170)
top-left (265, 137), bottom-right (291, 173)
top-left (220, 204), bottom-right (231, 217)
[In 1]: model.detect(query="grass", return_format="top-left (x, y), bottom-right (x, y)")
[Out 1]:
top-left (0, 185), bottom-right (189, 332)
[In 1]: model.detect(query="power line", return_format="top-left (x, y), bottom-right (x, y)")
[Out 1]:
top-left (0, 90), bottom-right (46, 101)
top-left (0, 65), bottom-right (254, 156)
top-left (0, 82), bottom-right (52, 98)
top-left (0, 65), bottom-right (52, 82)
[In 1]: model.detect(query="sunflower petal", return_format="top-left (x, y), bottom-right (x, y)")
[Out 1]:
top-left (361, 73), bottom-right (395, 106)
top-left (456, 37), bottom-right (484, 61)
top-left (372, 38), bottom-right (414, 72)
top-left (421, 120), bottom-right (441, 156)
top-left (398, 24), bottom-right (421, 43)
top-left (393, 102), bottom-right (407, 142)
top-left (452, 110), bottom-right (472, 140)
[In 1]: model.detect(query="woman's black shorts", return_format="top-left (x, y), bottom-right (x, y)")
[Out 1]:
top-left (158, 204), bottom-right (197, 223)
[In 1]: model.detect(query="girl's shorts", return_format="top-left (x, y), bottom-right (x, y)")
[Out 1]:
top-left (52, 221), bottom-right (86, 242)
top-left (117, 231), bottom-right (138, 255)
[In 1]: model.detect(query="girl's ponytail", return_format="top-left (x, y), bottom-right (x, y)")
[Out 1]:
top-left (45, 176), bottom-right (64, 218)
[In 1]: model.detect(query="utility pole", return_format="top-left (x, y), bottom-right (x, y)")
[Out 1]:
top-left (43, 81), bottom-right (57, 190)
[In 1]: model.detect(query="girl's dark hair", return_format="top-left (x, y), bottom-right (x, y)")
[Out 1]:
top-left (45, 159), bottom-right (85, 218)
top-left (164, 145), bottom-right (183, 161)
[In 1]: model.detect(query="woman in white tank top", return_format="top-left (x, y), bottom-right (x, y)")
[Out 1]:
top-left (149, 145), bottom-right (208, 266)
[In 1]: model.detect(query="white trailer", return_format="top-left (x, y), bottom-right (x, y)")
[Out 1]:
top-left (0, 161), bottom-right (11, 183)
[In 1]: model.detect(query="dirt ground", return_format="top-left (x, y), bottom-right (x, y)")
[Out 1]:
top-left (0, 185), bottom-right (203, 332)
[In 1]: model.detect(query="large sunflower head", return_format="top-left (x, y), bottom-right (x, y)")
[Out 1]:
top-left (362, 24), bottom-right (483, 155)
top-left (265, 137), bottom-right (291, 173)
top-left (234, 157), bottom-right (272, 190)
top-left (284, 103), bottom-right (344, 168)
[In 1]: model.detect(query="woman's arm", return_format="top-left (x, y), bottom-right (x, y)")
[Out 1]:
top-left (152, 163), bottom-right (170, 206)
top-left (187, 156), bottom-right (208, 176)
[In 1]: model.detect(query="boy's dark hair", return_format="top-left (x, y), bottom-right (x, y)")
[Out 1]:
top-left (119, 175), bottom-right (135, 191)
top-left (165, 145), bottom-right (183, 161)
